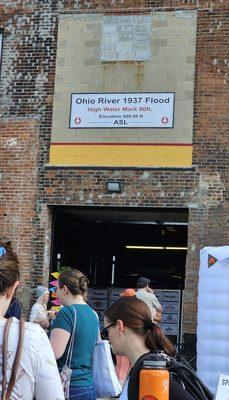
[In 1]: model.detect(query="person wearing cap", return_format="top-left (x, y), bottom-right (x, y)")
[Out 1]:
top-left (136, 277), bottom-right (162, 322)
top-left (29, 285), bottom-right (53, 329)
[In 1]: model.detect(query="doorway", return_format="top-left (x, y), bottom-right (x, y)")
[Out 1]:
top-left (51, 206), bottom-right (188, 343)
top-left (51, 206), bottom-right (188, 290)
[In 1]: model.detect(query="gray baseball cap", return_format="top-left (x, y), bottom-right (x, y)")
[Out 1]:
top-left (136, 277), bottom-right (150, 288)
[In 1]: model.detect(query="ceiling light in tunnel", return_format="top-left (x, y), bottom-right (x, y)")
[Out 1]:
top-left (126, 245), bottom-right (187, 250)
top-left (126, 246), bottom-right (164, 250)
top-left (165, 247), bottom-right (187, 250)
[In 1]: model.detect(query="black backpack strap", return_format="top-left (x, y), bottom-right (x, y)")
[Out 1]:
top-left (169, 379), bottom-right (197, 400)
top-left (127, 352), bottom-right (214, 400)
top-left (167, 358), bottom-right (214, 400)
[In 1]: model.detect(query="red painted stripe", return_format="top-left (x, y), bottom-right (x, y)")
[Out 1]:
top-left (50, 142), bottom-right (192, 146)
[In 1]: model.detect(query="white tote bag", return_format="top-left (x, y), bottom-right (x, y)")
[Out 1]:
top-left (92, 339), bottom-right (122, 398)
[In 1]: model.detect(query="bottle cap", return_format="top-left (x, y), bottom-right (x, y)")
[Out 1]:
top-left (143, 360), bottom-right (166, 368)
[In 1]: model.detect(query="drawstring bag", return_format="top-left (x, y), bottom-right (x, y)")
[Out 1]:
top-left (92, 338), bottom-right (122, 397)
top-left (60, 307), bottom-right (77, 400)
top-left (1, 318), bottom-right (25, 400)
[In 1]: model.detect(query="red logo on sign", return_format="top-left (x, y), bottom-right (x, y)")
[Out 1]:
top-left (74, 117), bottom-right (81, 125)
top-left (161, 116), bottom-right (169, 124)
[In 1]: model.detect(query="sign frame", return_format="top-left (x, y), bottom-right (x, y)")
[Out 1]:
top-left (69, 92), bottom-right (175, 130)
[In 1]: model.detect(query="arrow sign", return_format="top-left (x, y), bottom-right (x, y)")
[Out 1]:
top-left (51, 298), bottom-right (61, 306)
top-left (51, 272), bottom-right (60, 279)
top-left (50, 280), bottom-right (58, 287)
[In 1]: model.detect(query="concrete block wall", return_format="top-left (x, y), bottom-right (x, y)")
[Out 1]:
top-left (51, 11), bottom-right (197, 147)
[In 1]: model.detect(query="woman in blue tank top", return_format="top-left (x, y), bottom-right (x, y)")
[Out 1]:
top-left (50, 269), bottom-right (99, 400)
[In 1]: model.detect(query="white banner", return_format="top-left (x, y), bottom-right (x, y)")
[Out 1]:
top-left (69, 92), bottom-right (175, 129)
top-left (197, 246), bottom-right (229, 394)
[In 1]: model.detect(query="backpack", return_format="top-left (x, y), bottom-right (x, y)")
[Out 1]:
top-left (128, 352), bottom-right (214, 400)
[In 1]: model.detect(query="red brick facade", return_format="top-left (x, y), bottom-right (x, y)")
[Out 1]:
top-left (0, 1), bottom-right (228, 334)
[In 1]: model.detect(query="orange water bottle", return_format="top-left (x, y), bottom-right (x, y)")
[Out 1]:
top-left (139, 357), bottom-right (169, 400)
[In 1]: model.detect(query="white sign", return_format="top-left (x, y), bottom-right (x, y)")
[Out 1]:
top-left (69, 92), bottom-right (175, 129)
top-left (215, 375), bottom-right (229, 400)
top-left (162, 324), bottom-right (178, 335)
top-left (92, 289), bottom-right (107, 299)
top-left (162, 291), bottom-right (180, 302)
top-left (162, 313), bottom-right (178, 324)
top-left (163, 302), bottom-right (179, 313)
top-left (154, 289), bottom-right (181, 337)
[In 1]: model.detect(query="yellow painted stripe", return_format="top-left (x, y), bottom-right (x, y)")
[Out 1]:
top-left (49, 144), bottom-right (192, 167)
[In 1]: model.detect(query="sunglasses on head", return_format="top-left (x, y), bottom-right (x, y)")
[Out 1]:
top-left (101, 322), bottom-right (116, 340)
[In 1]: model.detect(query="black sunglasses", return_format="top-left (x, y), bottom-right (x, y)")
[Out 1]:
top-left (101, 322), bottom-right (116, 340)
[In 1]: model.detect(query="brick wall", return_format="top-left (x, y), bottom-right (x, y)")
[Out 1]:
top-left (0, 119), bottom-right (39, 309)
top-left (0, 1), bottom-right (228, 334)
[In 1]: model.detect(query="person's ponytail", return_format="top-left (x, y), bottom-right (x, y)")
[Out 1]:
top-left (145, 323), bottom-right (176, 356)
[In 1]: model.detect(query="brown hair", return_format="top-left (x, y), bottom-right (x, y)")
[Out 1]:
top-left (0, 239), bottom-right (20, 296)
top-left (58, 268), bottom-right (89, 299)
top-left (105, 297), bottom-right (176, 357)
